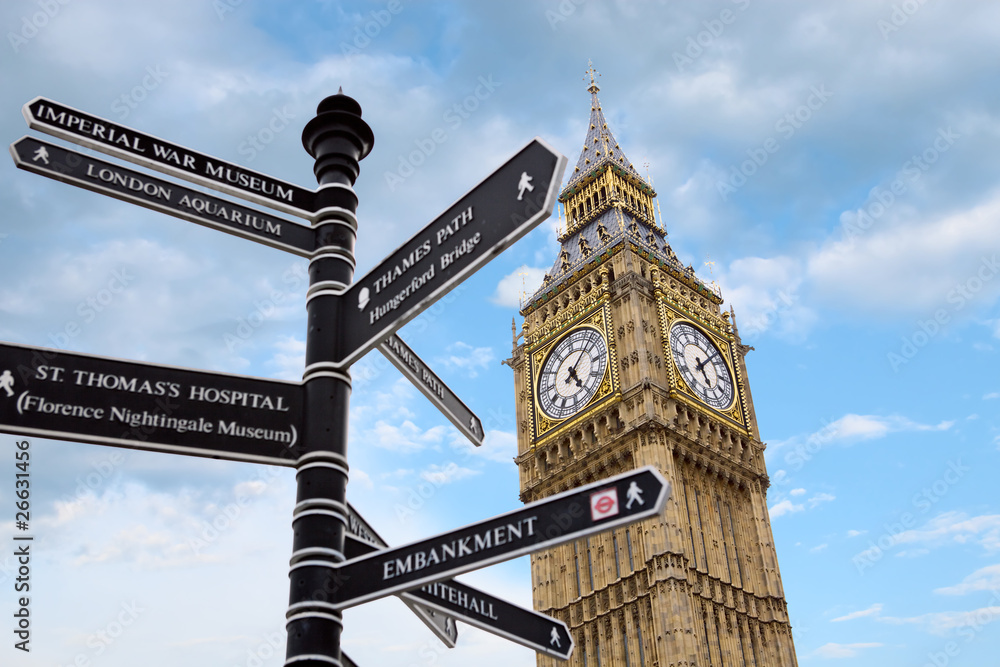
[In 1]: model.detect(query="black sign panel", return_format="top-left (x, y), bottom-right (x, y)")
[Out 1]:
top-left (22, 97), bottom-right (318, 218)
top-left (379, 334), bottom-right (483, 446)
top-left (330, 467), bottom-right (669, 609)
top-left (346, 530), bottom-right (570, 659)
top-left (0, 341), bottom-right (302, 466)
top-left (337, 138), bottom-right (566, 367)
top-left (10, 137), bottom-right (316, 257)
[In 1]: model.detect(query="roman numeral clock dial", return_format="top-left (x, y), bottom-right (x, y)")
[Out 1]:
top-left (669, 322), bottom-right (735, 411)
top-left (537, 327), bottom-right (608, 420)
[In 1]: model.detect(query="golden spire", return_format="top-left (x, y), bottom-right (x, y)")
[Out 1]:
top-left (585, 60), bottom-right (600, 94)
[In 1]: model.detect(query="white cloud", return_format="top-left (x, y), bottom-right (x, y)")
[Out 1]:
top-left (832, 603), bottom-right (883, 622)
top-left (935, 564), bottom-right (1000, 595)
top-left (419, 463), bottom-right (480, 485)
top-left (370, 420), bottom-right (450, 453)
top-left (809, 492), bottom-right (836, 508)
top-left (718, 255), bottom-right (816, 340)
top-left (811, 642), bottom-right (883, 658)
top-left (492, 265), bottom-right (549, 308)
top-left (769, 499), bottom-right (804, 518)
top-left (452, 429), bottom-right (518, 464)
top-left (810, 543), bottom-right (828, 553)
top-left (878, 606), bottom-right (1000, 636)
top-left (790, 488), bottom-right (806, 496)
top-left (984, 392), bottom-right (1000, 400)
top-left (439, 341), bottom-right (495, 378)
top-left (351, 469), bottom-right (374, 491)
top-left (767, 413), bottom-right (954, 463)
top-left (847, 529), bottom-right (867, 538)
top-left (888, 511), bottom-right (1000, 553)
top-left (810, 191), bottom-right (1000, 316)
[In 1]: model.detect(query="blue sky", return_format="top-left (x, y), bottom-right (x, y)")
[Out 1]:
top-left (1, 1), bottom-right (999, 665)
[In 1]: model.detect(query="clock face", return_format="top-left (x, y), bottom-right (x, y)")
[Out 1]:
top-left (537, 327), bottom-right (609, 420)
top-left (669, 322), bottom-right (734, 410)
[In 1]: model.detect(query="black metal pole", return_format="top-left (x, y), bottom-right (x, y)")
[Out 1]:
top-left (286, 90), bottom-right (373, 667)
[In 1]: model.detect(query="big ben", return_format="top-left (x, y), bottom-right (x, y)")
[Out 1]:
top-left (507, 71), bottom-right (799, 666)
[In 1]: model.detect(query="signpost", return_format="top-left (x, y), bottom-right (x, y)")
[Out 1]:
top-left (379, 334), bottom-right (483, 446)
top-left (2, 91), bottom-right (656, 665)
top-left (345, 504), bottom-right (573, 659)
top-left (337, 138), bottom-right (564, 368)
top-left (10, 136), bottom-right (316, 257)
top-left (0, 341), bottom-right (302, 466)
top-left (306, 466), bottom-right (669, 610)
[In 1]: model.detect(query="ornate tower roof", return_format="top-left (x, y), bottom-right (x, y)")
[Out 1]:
top-left (521, 68), bottom-right (721, 314)
top-left (565, 67), bottom-right (642, 189)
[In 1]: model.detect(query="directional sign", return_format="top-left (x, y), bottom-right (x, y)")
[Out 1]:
top-left (337, 138), bottom-right (567, 368)
top-left (344, 504), bottom-right (458, 649)
top-left (344, 515), bottom-right (572, 659)
top-left (22, 97), bottom-right (320, 219)
top-left (10, 137), bottom-right (316, 257)
top-left (379, 334), bottom-right (483, 446)
top-left (0, 341), bottom-right (302, 466)
top-left (322, 466), bottom-right (669, 610)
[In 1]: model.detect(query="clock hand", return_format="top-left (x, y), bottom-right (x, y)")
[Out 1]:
top-left (565, 366), bottom-right (584, 388)
top-left (695, 350), bottom-right (720, 372)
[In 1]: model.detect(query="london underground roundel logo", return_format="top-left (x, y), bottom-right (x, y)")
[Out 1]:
top-left (590, 487), bottom-right (619, 522)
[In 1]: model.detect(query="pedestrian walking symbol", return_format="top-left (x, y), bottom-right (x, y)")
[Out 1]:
top-left (0, 370), bottom-right (14, 397)
top-left (550, 626), bottom-right (561, 647)
top-left (517, 171), bottom-right (534, 200)
top-left (626, 481), bottom-right (644, 509)
top-left (32, 146), bottom-right (49, 164)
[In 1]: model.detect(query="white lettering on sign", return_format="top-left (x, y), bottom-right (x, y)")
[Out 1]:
top-left (217, 420), bottom-right (293, 443)
top-left (36, 103), bottom-right (147, 152)
top-left (373, 240), bottom-right (432, 294)
top-left (16, 393), bottom-right (105, 420)
top-left (69, 371), bottom-right (181, 397)
top-left (368, 265), bottom-right (436, 325)
top-left (151, 143), bottom-right (196, 170)
top-left (434, 206), bottom-right (474, 245)
top-left (381, 516), bottom-right (538, 580)
top-left (85, 164), bottom-right (172, 200)
top-left (204, 162), bottom-right (294, 202)
top-left (109, 408), bottom-right (214, 434)
top-left (176, 195), bottom-right (282, 237)
top-left (439, 232), bottom-right (481, 270)
top-left (419, 582), bottom-right (499, 620)
top-left (188, 385), bottom-right (290, 411)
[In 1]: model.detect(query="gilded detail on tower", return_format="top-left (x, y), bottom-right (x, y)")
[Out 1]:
top-left (506, 70), bottom-right (798, 667)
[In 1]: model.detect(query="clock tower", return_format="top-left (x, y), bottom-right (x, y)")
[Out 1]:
top-left (507, 73), bottom-right (798, 666)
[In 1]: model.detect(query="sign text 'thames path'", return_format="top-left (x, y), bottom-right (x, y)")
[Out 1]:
top-left (0, 342), bottom-right (302, 466)
top-left (338, 138), bottom-right (566, 367)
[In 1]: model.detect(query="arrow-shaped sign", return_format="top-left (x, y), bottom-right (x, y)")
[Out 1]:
top-left (0, 341), bottom-right (302, 466)
top-left (295, 467), bottom-right (669, 612)
top-left (344, 504), bottom-right (458, 649)
top-left (10, 136), bottom-right (316, 257)
top-left (344, 505), bottom-right (572, 660)
top-left (379, 334), bottom-right (483, 446)
top-left (22, 97), bottom-right (322, 219)
top-left (336, 138), bottom-right (566, 368)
